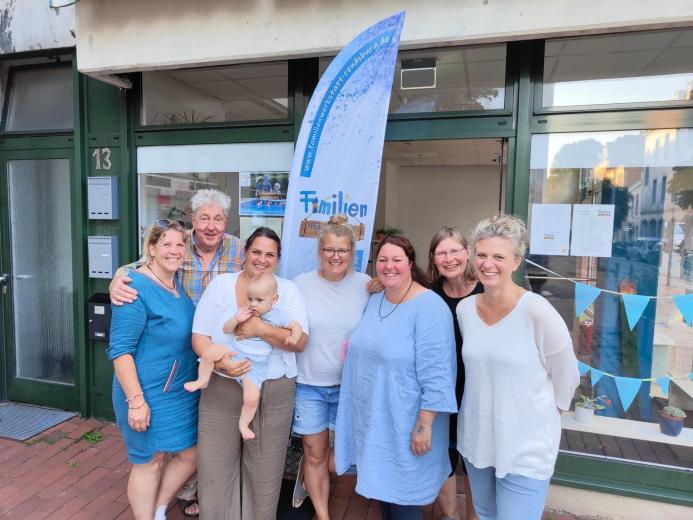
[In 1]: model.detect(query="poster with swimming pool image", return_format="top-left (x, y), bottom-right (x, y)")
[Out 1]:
top-left (238, 171), bottom-right (289, 216)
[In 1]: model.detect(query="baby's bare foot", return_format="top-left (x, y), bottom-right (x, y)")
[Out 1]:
top-left (184, 380), bottom-right (206, 392)
top-left (239, 424), bottom-right (256, 440)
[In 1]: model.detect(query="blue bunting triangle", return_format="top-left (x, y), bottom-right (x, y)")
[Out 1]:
top-left (578, 361), bottom-right (590, 376)
top-left (575, 283), bottom-right (602, 317)
top-left (590, 368), bottom-right (604, 386)
top-left (656, 376), bottom-right (670, 396)
top-left (622, 294), bottom-right (651, 330)
top-left (614, 376), bottom-right (642, 412)
top-left (672, 294), bottom-right (693, 326)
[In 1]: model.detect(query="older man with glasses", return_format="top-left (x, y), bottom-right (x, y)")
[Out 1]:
top-left (109, 188), bottom-right (246, 518)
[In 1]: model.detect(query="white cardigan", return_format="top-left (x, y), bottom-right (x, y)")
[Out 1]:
top-left (457, 291), bottom-right (579, 480)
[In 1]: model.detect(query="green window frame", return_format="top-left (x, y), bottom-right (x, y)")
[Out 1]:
top-left (533, 31), bottom-right (693, 116)
top-left (506, 38), bottom-right (693, 506)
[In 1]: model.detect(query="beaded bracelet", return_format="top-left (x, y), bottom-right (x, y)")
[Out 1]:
top-left (126, 393), bottom-right (143, 403)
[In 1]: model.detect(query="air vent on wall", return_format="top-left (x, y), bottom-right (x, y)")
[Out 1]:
top-left (400, 58), bottom-right (436, 90)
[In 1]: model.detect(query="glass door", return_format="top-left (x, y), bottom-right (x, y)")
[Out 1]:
top-left (374, 138), bottom-right (506, 274)
top-left (0, 149), bottom-right (80, 410)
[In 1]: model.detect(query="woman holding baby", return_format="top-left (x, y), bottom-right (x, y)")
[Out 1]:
top-left (191, 227), bottom-right (309, 520)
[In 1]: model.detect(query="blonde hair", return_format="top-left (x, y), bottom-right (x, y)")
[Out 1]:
top-left (427, 226), bottom-right (475, 287)
top-left (472, 213), bottom-right (527, 258)
top-left (317, 214), bottom-right (356, 262)
top-left (140, 221), bottom-right (188, 264)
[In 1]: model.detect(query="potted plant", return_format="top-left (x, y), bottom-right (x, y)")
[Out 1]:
top-left (574, 394), bottom-right (606, 423)
top-left (374, 226), bottom-right (403, 241)
top-left (659, 405), bottom-right (686, 437)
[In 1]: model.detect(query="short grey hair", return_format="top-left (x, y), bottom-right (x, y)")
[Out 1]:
top-left (472, 213), bottom-right (528, 258)
top-left (190, 189), bottom-right (231, 217)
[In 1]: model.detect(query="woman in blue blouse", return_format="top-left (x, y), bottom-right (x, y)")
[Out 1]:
top-left (108, 220), bottom-right (198, 520)
top-left (335, 235), bottom-right (457, 520)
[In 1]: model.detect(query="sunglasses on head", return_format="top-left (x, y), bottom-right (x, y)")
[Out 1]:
top-left (153, 218), bottom-right (191, 230)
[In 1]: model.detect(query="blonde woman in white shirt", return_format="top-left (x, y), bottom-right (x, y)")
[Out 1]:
top-left (457, 214), bottom-right (579, 520)
top-left (292, 215), bottom-right (370, 520)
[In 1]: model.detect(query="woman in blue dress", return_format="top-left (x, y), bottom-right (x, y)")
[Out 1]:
top-left (108, 220), bottom-right (199, 520)
top-left (335, 235), bottom-right (457, 520)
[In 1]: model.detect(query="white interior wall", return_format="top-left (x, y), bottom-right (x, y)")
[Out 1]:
top-left (76, 0), bottom-right (693, 74)
top-left (377, 164), bottom-right (502, 263)
top-left (141, 73), bottom-right (227, 125)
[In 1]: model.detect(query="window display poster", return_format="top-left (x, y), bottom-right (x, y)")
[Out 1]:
top-left (529, 203), bottom-right (571, 256)
top-left (240, 216), bottom-right (283, 240)
top-left (239, 171), bottom-right (289, 216)
top-left (570, 204), bottom-right (615, 257)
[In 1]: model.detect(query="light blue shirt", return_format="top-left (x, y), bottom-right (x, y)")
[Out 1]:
top-left (231, 307), bottom-right (292, 356)
top-left (334, 289), bottom-right (457, 505)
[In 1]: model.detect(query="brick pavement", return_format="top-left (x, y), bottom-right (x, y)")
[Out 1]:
top-left (0, 416), bottom-right (593, 519)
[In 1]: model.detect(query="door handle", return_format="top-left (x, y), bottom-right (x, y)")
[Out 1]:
top-left (14, 274), bottom-right (31, 280)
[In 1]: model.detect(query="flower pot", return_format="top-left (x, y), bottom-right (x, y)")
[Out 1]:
top-left (659, 413), bottom-right (684, 437)
top-left (575, 406), bottom-right (594, 424)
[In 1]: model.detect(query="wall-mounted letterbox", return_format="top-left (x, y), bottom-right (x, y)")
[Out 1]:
top-left (87, 176), bottom-right (119, 220)
top-left (88, 236), bottom-right (119, 279)
top-left (88, 293), bottom-right (112, 341)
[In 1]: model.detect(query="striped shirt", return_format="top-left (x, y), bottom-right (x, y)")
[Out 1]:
top-left (180, 232), bottom-right (244, 304)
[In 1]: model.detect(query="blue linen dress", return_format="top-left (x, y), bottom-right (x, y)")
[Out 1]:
top-left (108, 271), bottom-right (198, 464)
top-left (334, 289), bottom-right (457, 505)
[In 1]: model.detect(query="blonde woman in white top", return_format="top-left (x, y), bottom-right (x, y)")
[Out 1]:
top-left (292, 215), bottom-right (370, 520)
top-left (456, 214), bottom-right (579, 520)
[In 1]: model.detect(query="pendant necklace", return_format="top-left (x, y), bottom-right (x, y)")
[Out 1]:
top-left (147, 263), bottom-right (177, 295)
top-left (378, 279), bottom-right (414, 321)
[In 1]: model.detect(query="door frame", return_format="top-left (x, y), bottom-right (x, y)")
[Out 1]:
top-left (0, 144), bottom-right (86, 412)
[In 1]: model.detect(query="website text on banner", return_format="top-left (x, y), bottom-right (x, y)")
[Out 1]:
top-left (280, 11), bottom-right (406, 279)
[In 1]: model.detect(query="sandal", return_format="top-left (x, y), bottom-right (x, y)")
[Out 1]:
top-left (178, 497), bottom-right (200, 518)
top-left (292, 455), bottom-right (309, 508)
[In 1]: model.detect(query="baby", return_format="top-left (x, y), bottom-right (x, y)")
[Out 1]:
top-left (185, 272), bottom-right (302, 439)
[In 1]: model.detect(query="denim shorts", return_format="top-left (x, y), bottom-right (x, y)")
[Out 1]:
top-left (292, 383), bottom-right (341, 435)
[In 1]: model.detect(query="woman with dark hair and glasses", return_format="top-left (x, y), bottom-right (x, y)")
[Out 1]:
top-left (191, 227), bottom-right (309, 520)
top-left (108, 220), bottom-right (199, 520)
top-left (335, 235), bottom-right (456, 520)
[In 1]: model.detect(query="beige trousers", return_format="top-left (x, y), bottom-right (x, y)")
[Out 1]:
top-left (197, 373), bottom-right (296, 520)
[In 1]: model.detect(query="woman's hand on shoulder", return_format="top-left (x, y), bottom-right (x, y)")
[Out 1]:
top-left (366, 277), bottom-right (384, 293)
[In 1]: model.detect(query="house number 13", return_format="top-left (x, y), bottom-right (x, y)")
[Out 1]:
top-left (92, 147), bottom-right (112, 170)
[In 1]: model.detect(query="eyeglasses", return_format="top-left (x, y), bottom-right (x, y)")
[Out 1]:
top-left (197, 216), bottom-right (226, 226)
top-left (322, 247), bottom-right (351, 258)
top-left (432, 248), bottom-right (466, 259)
top-left (154, 218), bottom-right (190, 230)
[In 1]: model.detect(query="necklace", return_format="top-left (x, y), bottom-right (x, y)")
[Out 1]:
top-left (378, 279), bottom-right (414, 321)
top-left (147, 264), bottom-right (177, 295)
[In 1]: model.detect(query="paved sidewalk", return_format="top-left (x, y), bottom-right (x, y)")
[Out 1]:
top-left (0, 416), bottom-right (593, 519)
